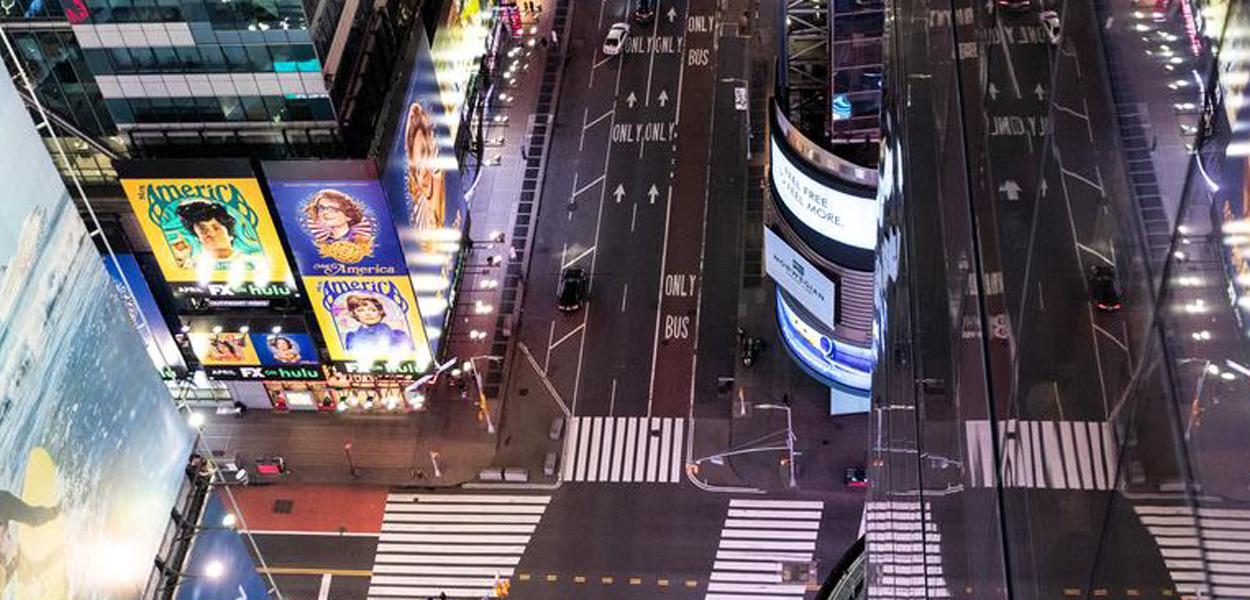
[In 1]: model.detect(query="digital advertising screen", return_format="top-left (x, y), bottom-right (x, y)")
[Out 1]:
top-left (102, 253), bottom-right (188, 379)
top-left (305, 276), bottom-right (431, 368)
top-left (174, 491), bottom-right (269, 600)
top-left (0, 66), bottom-right (195, 599)
top-left (117, 159), bottom-right (295, 299)
top-left (764, 227), bottom-right (837, 330)
top-left (381, 29), bottom-right (469, 357)
top-left (769, 135), bottom-right (879, 254)
top-left (776, 290), bottom-right (873, 391)
top-left (183, 317), bottom-right (322, 380)
top-left (431, 0), bottom-right (492, 141)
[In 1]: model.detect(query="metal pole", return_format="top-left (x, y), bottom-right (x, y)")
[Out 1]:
top-left (430, 451), bottom-right (443, 478)
top-left (784, 406), bottom-right (797, 489)
top-left (344, 442), bottom-right (359, 478)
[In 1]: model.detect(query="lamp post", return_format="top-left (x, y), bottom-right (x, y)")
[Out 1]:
top-left (756, 403), bottom-right (797, 488)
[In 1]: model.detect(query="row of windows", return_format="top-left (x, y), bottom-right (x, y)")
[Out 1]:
top-left (83, 43), bottom-right (319, 75)
top-left (81, 0), bottom-right (308, 30)
top-left (105, 94), bottom-right (333, 123)
top-left (5, 31), bottom-right (117, 137)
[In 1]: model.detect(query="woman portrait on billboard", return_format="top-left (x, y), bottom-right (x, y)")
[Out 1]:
top-left (404, 101), bottom-right (447, 244)
top-left (302, 189), bottom-right (376, 264)
top-left (267, 335), bottom-right (303, 364)
top-left (206, 333), bottom-right (247, 363)
top-left (341, 294), bottom-right (414, 355)
top-left (169, 199), bottom-right (255, 270)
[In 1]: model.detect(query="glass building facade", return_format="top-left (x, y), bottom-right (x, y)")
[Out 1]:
top-left (869, 0), bottom-right (1250, 596)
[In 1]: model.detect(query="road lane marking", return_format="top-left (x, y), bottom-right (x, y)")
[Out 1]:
top-left (1076, 242), bottom-right (1114, 265)
top-left (1061, 166), bottom-right (1105, 195)
top-left (318, 573), bottom-right (333, 600)
top-left (573, 174), bottom-right (605, 197)
top-left (549, 322), bottom-right (586, 351)
top-left (630, 202), bottom-right (638, 231)
top-left (621, 283), bottom-right (629, 312)
top-left (261, 567), bottom-right (372, 577)
top-left (1094, 324), bottom-right (1129, 353)
top-left (244, 530), bottom-right (380, 537)
top-left (585, 109), bottom-right (614, 129)
top-left (561, 417), bottom-right (684, 483)
top-left (544, 320), bottom-right (555, 371)
top-left (561, 245), bottom-right (596, 269)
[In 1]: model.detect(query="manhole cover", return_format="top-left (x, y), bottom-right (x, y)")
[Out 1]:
top-left (272, 499), bottom-right (294, 514)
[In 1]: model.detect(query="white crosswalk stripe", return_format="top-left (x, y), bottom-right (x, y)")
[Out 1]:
top-left (1136, 503), bottom-right (1250, 598)
top-left (367, 492), bottom-right (551, 599)
top-left (561, 416), bottom-right (685, 483)
top-left (705, 498), bottom-right (824, 600)
top-left (866, 501), bottom-right (950, 600)
top-left (965, 419), bottom-right (1119, 490)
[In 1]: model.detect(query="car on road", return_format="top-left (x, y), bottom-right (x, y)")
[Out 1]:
top-left (844, 467), bottom-right (869, 489)
top-left (1040, 10), bottom-right (1061, 44)
top-left (633, 0), bottom-right (655, 24)
top-left (557, 267), bottom-right (587, 312)
top-left (603, 23), bottom-right (629, 56)
top-left (1089, 265), bottom-right (1123, 311)
top-left (995, 0), bottom-right (1033, 12)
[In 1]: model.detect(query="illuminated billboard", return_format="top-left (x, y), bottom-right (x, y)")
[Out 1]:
top-left (0, 66), bottom-right (195, 598)
top-left (382, 29), bottom-right (469, 354)
top-left (431, 0), bottom-right (493, 141)
top-left (776, 290), bottom-right (873, 391)
top-left (264, 160), bottom-right (433, 370)
top-left (764, 227), bottom-right (837, 330)
top-left (183, 317), bottom-right (322, 380)
top-left (769, 136), bottom-right (879, 253)
top-left (103, 253), bottom-right (188, 379)
top-left (117, 160), bottom-right (295, 299)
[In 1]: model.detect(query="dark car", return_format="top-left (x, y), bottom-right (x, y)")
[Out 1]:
top-left (633, 0), bottom-right (655, 23)
top-left (996, 0), bottom-right (1033, 12)
top-left (1090, 265), bottom-right (1123, 311)
top-left (844, 467), bottom-right (869, 489)
top-left (557, 267), bottom-right (587, 312)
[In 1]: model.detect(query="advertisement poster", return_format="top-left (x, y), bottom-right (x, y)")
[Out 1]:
top-left (431, 0), bottom-right (491, 141)
top-left (253, 332), bottom-right (319, 366)
top-left (305, 276), bottom-right (430, 366)
top-left (188, 332), bottom-right (261, 366)
top-left (769, 136), bottom-right (879, 252)
top-left (764, 227), bottom-right (837, 330)
top-left (381, 29), bottom-right (469, 357)
top-left (174, 491), bottom-right (269, 600)
top-left (117, 160), bottom-right (294, 298)
top-left (0, 67), bottom-right (195, 599)
top-left (102, 253), bottom-right (188, 379)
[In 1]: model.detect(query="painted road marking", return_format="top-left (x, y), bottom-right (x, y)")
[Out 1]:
top-left (561, 417), bottom-right (685, 483)
top-left (965, 419), bottom-right (1118, 489)
top-left (706, 499), bottom-right (824, 600)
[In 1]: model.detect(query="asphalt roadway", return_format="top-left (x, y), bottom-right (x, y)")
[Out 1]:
top-left (518, 0), bottom-right (723, 420)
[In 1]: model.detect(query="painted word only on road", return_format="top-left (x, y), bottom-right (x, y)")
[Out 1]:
top-left (625, 36), bottom-right (681, 54)
top-left (611, 121), bottom-right (677, 143)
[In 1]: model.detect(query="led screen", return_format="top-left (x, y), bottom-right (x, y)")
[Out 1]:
top-left (769, 136), bottom-right (879, 251)
top-left (764, 227), bottom-right (837, 330)
top-left (776, 290), bottom-right (873, 391)
top-left (0, 65), bottom-right (195, 599)
top-left (102, 253), bottom-right (188, 379)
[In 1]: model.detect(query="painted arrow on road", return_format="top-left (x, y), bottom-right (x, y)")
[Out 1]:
top-left (1040, 179), bottom-right (1048, 197)
top-left (1034, 83), bottom-right (1046, 101)
top-left (626, 92), bottom-right (638, 108)
top-left (657, 89), bottom-right (669, 107)
top-left (668, 6), bottom-right (677, 22)
top-left (647, 184), bottom-right (659, 204)
top-left (999, 180), bottom-right (1022, 201)
top-left (988, 82), bottom-right (999, 100)
top-left (613, 184), bottom-right (626, 203)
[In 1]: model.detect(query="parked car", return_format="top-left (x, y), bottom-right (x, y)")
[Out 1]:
top-left (844, 467), bottom-right (869, 489)
top-left (1040, 10), bottom-right (1061, 44)
top-left (603, 23), bottom-right (630, 56)
top-left (557, 267), bottom-right (587, 312)
top-left (633, 0), bottom-right (655, 24)
top-left (995, 0), bottom-right (1033, 12)
top-left (1089, 265), bottom-right (1123, 312)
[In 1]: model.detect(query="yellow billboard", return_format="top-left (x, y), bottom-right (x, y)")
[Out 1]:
top-left (187, 331), bottom-right (262, 366)
top-left (121, 175), bottom-right (292, 290)
top-left (304, 275), bottom-right (432, 367)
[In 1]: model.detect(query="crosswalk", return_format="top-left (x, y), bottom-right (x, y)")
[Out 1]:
top-left (1136, 503), bottom-right (1250, 598)
top-left (866, 500), bottom-right (950, 599)
top-left (965, 419), bottom-right (1120, 490)
top-left (561, 416), bottom-right (685, 483)
top-left (367, 492), bottom-right (551, 599)
top-left (705, 498), bottom-right (824, 600)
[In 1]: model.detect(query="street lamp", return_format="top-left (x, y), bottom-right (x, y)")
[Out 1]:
top-left (755, 403), bottom-right (797, 489)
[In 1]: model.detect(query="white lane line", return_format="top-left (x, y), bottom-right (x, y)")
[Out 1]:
top-left (647, 417), bottom-right (662, 482)
top-left (585, 109), bottom-right (614, 129)
top-left (549, 322), bottom-right (585, 351)
top-left (372, 565), bottom-right (517, 576)
top-left (634, 418), bottom-right (648, 481)
top-left (630, 201), bottom-right (638, 231)
top-left (729, 499), bottom-right (824, 509)
top-left (592, 55), bottom-right (613, 70)
top-left (368, 585), bottom-right (494, 598)
top-left (1072, 422), bottom-right (1094, 489)
top-left (384, 514), bottom-right (542, 524)
top-left (720, 529), bottom-right (819, 540)
top-left (1062, 167), bottom-right (1106, 195)
top-left (706, 581), bottom-right (809, 594)
top-left (622, 417), bottom-right (638, 482)
top-left (384, 504), bottom-right (547, 515)
top-left (381, 523), bottom-right (536, 534)
top-left (243, 529), bottom-right (380, 537)
top-left (562, 417), bottom-right (581, 480)
top-left (645, 159), bottom-right (675, 413)
top-left (587, 416), bottom-right (603, 481)
top-left (544, 320), bottom-right (555, 371)
top-left (724, 519), bottom-right (822, 530)
top-left (1059, 420), bottom-right (1082, 490)
top-left (1077, 242), bottom-right (1114, 266)
top-left (718, 539), bottom-right (816, 551)
top-left (1094, 324), bottom-right (1130, 353)
top-left (621, 283), bottom-right (629, 312)
top-left (573, 174), bottom-right (605, 197)
top-left (610, 416), bottom-right (625, 479)
top-left (561, 245), bottom-right (596, 269)
top-left (318, 573), bottom-right (332, 600)
top-left (575, 415), bottom-right (592, 480)
top-left (713, 561), bottom-right (783, 571)
top-left (1041, 421), bottom-right (1066, 489)
top-left (371, 575), bottom-right (505, 587)
top-left (710, 571), bottom-right (784, 583)
top-left (726, 509), bottom-right (823, 520)
top-left (377, 533), bottom-right (531, 544)
top-left (374, 555), bottom-right (521, 566)
top-left (598, 416), bottom-right (615, 481)
top-left (659, 417), bottom-right (674, 483)
top-left (387, 494), bottom-right (553, 504)
top-left (374, 543), bottom-right (528, 554)
top-left (715, 550), bottom-right (814, 561)
top-left (670, 419), bottom-right (684, 482)
top-left (1087, 421), bottom-right (1107, 490)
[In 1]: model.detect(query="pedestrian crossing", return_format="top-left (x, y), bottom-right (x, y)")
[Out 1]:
top-left (705, 498), bottom-right (824, 600)
top-left (367, 492), bottom-right (551, 599)
top-left (865, 500), bottom-right (950, 599)
top-left (561, 416), bottom-right (685, 483)
top-left (965, 419), bottom-right (1120, 490)
top-left (1136, 503), bottom-right (1250, 598)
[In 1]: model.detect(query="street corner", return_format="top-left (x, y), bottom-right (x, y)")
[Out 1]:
top-left (687, 414), bottom-right (759, 491)
top-left (228, 483), bottom-right (389, 535)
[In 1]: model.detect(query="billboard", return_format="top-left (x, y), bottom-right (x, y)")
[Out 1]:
top-left (764, 227), bottom-right (837, 330)
top-left (103, 253), bottom-right (188, 379)
top-left (183, 317), bottom-right (322, 381)
top-left (264, 160), bottom-right (432, 370)
top-left (117, 160), bottom-right (295, 299)
top-left (381, 29), bottom-right (469, 355)
top-left (770, 136), bottom-right (879, 252)
top-left (0, 65), bottom-right (195, 598)
top-left (174, 491), bottom-right (269, 600)
top-left (430, 0), bottom-right (492, 141)
top-left (776, 290), bottom-right (873, 391)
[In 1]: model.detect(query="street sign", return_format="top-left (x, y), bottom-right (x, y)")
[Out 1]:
top-left (734, 86), bottom-right (748, 111)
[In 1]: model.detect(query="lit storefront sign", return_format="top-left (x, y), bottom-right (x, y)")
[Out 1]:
top-left (775, 290), bottom-right (872, 391)
top-left (381, 30), bottom-right (471, 356)
top-left (764, 227), bottom-right (837, 330)
top-left (117, 160), bottom-right (296, 300)
top-left (263, 160), bottom-right (433, 372)
top-left (770, 136), bottom-right (879, 252)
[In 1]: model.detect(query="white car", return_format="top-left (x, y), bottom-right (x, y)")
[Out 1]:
top-left (603, 22), bottom-right (629, 56)
top-left (1040, 10), bottom-right (1061, 45)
